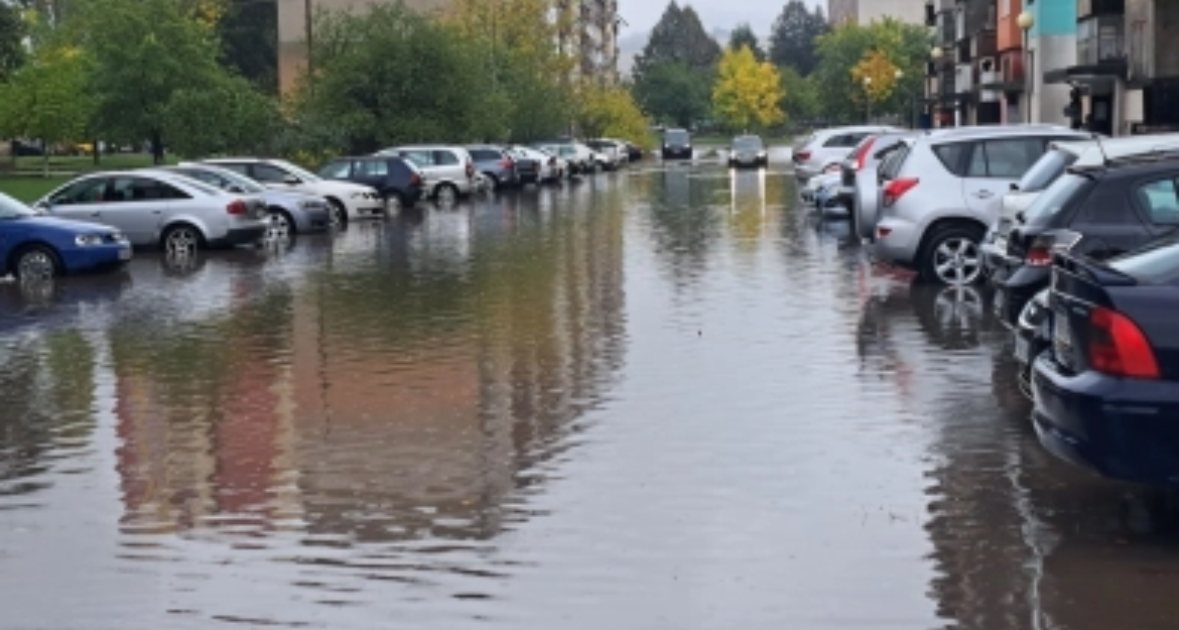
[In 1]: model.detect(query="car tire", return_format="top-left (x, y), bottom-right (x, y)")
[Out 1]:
top-left (435, 183), bottom-right (459, 204)
top-left (267, 209), bottom-right (295, 240)
top-left (327, 199), bottom-right (347, 227)
top-left (12, 244), bottom-right (60, 280)
top-left (161, 223), bottom-right (204, 255)
top-left (919, 223), bottom-right (986, 286)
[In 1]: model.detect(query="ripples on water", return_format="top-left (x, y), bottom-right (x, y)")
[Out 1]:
top-left (3, 161), bottom-right (1179, 629)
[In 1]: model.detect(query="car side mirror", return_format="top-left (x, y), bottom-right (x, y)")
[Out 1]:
top-left (283, 174), bottom-right (300, 185)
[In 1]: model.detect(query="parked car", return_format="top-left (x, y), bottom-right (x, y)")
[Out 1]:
top-left (661, 128), bottom-right (693, 160)
top-left (793, 125), bottom-right (902, 181)
top-left (509, 146), bottom-right (562, 183)
top-left (536, 142), bottom-right (592, 175)
top-left (0, 191), bottom-right (130, 279)
top-left (983, 134), bottom-right (1179, 276)
top-left (844, 132), bottom-right (917, 240)
top-left (624, 142), bottom-right (645, 162)
top-left (871, 125), bottom-right (1090, 285)
top-left (1012, 287), bottom-right (1051, 399)
top-left (377, 145), bottom-right (476, 202)
top-left (466, 145), bottom-right (520, 190)
top-left (1032, 244), bottom-right (1179, 486)
top-left (35, 171), bottom-right (269, 253)
top-left (801, 171), bottom-right (842, 207)
top-left (317, 155), bottom-right (426, 208)
top-left (200, 157), bottom-right (383, 226)
top-left (991, 154), bottom-right (1179, 326)
top-left (587, 139), bottom-right (626, 170)
top-left (728, 135), bottom-right (767, 169)
top-left (161, 162), bottom-right (331, 236)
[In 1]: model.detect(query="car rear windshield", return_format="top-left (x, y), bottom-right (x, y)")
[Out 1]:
top-left (734, 136), bottom-right (763, 150)
top-left (1017, 149), bottom-right (1078, 193)
top-left (665, 130), bottom-right (689, 143)
top-left (1022, 172), bottom-right (1091, 225)
top-left (1107, 236), bottom-right (1179, 284)
top-left (879, 142), bottom-right (911, 180)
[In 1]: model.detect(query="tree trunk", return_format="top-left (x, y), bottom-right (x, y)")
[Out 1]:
top-left (150, 130), bottom-right (164, 165)
top-left (93, 138), bottom-right (99, 166)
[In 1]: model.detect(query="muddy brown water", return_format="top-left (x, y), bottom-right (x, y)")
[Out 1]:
top-left (2, 158), bottom-right (1178, 629)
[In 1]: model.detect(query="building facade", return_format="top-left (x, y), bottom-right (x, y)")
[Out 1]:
top-left (828, 0), bottom-right (928, 25)
top-left (277, 0), bottom-right (620, 93)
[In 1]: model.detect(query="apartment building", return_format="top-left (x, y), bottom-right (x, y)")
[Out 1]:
top-left (277, 0), bottom-right (620, 93)
top-left (828, 0), bottom-right (928, 25)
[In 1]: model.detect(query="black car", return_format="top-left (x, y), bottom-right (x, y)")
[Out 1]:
top-left (1011, 287), bottom-right (1051, 398)
top-left (991, 156), bottom-right (1179, 327)
top-left (318, 156), bottom-right (425, 207)
top-left (661, 128), bottom-right (692, 160)
top-left (625, 142), bottom-right (644, 162)
top-left (728, 135), bottom-right (767, 169)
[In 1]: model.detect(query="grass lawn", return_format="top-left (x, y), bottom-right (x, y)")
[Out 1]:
top-left (0, 177), bottom-right (71, 203)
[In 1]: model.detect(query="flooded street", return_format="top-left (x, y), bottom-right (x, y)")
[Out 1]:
top-left (5, 156), bottom-right (1179, 629)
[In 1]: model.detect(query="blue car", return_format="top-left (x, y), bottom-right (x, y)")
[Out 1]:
top-left (0, 191), bottom-right (131, 279)
top-left (1032, 243), bottom-right (1179, 486)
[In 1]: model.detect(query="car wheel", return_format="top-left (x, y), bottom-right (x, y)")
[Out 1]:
top-left (327, 199), bottom-right (347, 227)
top-left (435, 183), bottom-right (458, 204)
top-left (267, 210), bottom-right (295, 240)
top-left (161, 224), bottom-right (203, 255)
top-left (920, 224), bottom-right (986, 286)
top-left (13, 244), bottom-right (60, 280)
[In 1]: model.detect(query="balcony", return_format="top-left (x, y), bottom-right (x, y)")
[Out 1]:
top-left (972, 29), bottom-right (997, 58)
top-left (1077, 15), bottom-right (1125, 65)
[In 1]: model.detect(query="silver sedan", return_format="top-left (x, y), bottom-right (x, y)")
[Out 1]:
top-left (36, 171), bottom-right (270, 253)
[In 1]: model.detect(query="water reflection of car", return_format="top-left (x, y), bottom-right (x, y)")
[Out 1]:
top-left (728, 134), bottom-right (767, 169)
top-left (1033, 244), bottom-right (1179, 486)
top-left (0, 191), bottom-right (131, 279)
top-left (35, 170), bottom-right (270, 254)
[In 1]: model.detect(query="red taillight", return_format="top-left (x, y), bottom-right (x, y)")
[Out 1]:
top-left (226, 200), bottom-right (247, 215)
top-left (854, 138), bottom-right (878, 171)
top-left (1087, 306), bottom-right (1160, 379)
top-left (500, 157), bottom-right (514, 169)
top-left (796, 150), bottom-right (811, 162)
top-left (877, 226), bottom-right (892, 239)
top-left (1024, 243), bottom-right (1053, 266)
top-left (465, 161), bottom-right (474, 177)
top-left (882, 178), bottom-right (919, 208)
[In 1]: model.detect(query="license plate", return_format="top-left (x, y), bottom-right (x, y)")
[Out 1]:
top-left (118, 247), bottom-right (132, 261)
top-left (1014, 335), bottom-right (1030, 363)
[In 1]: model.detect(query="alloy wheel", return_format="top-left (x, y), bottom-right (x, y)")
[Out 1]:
top-left (165, 227), bottom-right (200, 255)
top-left (932, 237), bottom-right (982, 285)
top-left (17, 248), bottom-right (56, 280)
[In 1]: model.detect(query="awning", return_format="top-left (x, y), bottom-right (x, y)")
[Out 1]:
top-left (1044, 61), bottom-right (1127, 85)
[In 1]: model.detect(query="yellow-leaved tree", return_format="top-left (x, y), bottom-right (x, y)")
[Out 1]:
top-left (850, 49), bottom-right (900, 107)
top-left (576, 81), bottom-right (653, 148)
top-left (712, 45), bottom-right (785, 132)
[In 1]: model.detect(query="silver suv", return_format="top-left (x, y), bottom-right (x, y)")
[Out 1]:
top-left (793, 125), bottom-right (902, 180)
top-left (872, 125), bottom-right (1090, 285)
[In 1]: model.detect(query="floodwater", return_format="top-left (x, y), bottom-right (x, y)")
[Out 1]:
top-left (3, 154), bottom-right (1179, 629)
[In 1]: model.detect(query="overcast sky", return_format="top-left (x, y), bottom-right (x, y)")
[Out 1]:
top-left (619, 0), bottom-right (824, 37)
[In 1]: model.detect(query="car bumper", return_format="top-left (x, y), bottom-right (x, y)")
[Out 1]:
top-left (870, 217), bottom-right (921, 266)
top-left (1032, 355), bottom-right (1179, 486)
top-left (346, 197), bottom-right (386, 218)
top-left (209, 225), bottom-right (267, 247)
top-left (294, 206), bottom-right (331, 232)
top-left (662, 147), bottom-right (692, 159)
top-left (60, 243), bottom-right (132, 273)
top-left (730, 154), bottom-right (765, 167)
top-left (991, 264), bottom-right (1049, 328)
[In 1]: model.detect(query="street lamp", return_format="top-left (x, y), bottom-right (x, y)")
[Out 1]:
top-left (1018, 11), bottom-right (1036, 124)
top-left (863, 76), bottom-right (873, 123)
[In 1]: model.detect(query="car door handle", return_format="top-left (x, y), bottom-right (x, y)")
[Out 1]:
top-left (973, 190), bottom-right (994, 199)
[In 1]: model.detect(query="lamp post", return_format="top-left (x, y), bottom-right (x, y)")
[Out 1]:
top-left (1018, 11), bottom-right (1036, 124)
top-left (931, 46), bottom-right (943, 127)
top-left (863, 76), bottom-right (873, 123)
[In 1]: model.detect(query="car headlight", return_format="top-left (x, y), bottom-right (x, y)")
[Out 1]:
top-left (75, 234), bottom-right (104, 246)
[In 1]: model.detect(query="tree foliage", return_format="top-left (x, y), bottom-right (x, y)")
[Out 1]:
top-left (0, 45), bottom-right (90, 174)
top-left (728, 23), bottom-right (764, 62)
top-left (576, 82), bottom-right (652, 148)
top-left (712, 46), bottom-right (785, 132)
top-left (768, 0), bottom-right (829, 76)
top-left (633, 1), bottom-right (722, 75)
top-left (851, 48), bottom-right (900, 106)
top-left (633, 61), bottom-right (711, 129)
top-left (811, 18), bottom-right (930, 123)
top-left (216, 0), bottom-right (279, 92)
top-left (778, 65), bottom-right (818, 124)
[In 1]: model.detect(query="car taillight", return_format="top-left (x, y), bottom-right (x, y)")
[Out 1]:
top-left (1087, 306), bottom-right (1160, 379)
top-left (226, 200), bottom-right (248, 215)
top-left (1025, 231), bottom-right (1083, 267)
top-left (500, 157), bottom-right (513, 169)
top-left (796, 150), bottom-right (811, 162)
top-left (882, 178), bottom-right (919, 208)
top-left (855, 138), bottom-right (878, 171)
top-left (410, 173), bottom-right (422, 186)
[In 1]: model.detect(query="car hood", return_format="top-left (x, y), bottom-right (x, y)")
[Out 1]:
top-left (21, 215), bottom-right (118, 235)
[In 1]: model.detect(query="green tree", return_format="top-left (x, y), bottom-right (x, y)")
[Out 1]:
top-left (163, 74), bottom-right (280, 157)
top-left (0, 46), bottom-right (91, 175)
top-left (728, 23), bottom-right (764, 62)
top-left (778, 65), bottom-right (818, 124)
top-left (632, 61), bottom-right (711, 129)
top-left (811, 18), bottom-right (930, 123)
top-left (0, 3), bottom-right (26, 80)
top-left (768, 0), bottom-right (829, 76)
top-left (712, 46), bottom-right (785, 132)
top-left (633, 1), bottom-right (722, 75)
top-left (216, 0), bottom-right (278, 93)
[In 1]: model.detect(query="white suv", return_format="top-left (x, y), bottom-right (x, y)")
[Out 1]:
top-left (793, 125), bottom-right (903, 180)
top-left (871, 126), bottom-right (1090, 285)
top-left (378, 145), bottom-right (475, 202)
top-left (201, 157), bottom-right (383, 226)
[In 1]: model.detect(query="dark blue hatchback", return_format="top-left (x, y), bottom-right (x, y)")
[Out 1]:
top-left (1033, 243), bottom-right (1179, 486)
top-left (0, 191), bottom-right (131, 279)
